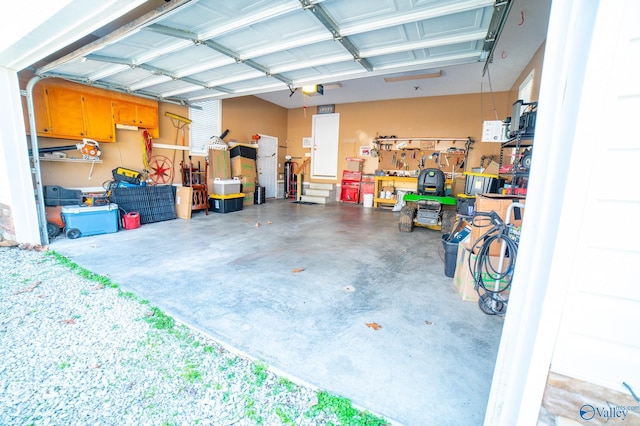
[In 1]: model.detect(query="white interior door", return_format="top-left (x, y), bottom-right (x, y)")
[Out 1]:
top-left (311, 113), bottom-right (339, 179)
top-left (256, 134), bottom-right (277, 198)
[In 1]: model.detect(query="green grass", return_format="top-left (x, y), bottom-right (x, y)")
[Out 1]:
top-left (306, 391), bottom-right (388, 426)
top-left (275, 406), bottom-right (296, 425)
top-left (252, 360), bottom-right (268, 387)
top-left (143, 307), bottom-right (175, 330)
top-left (46, 251), bottom-right (118, 288)
top-left (277, 377), bottom-right (297, 393)
top-left (181, 361), bottom-right (202, 383)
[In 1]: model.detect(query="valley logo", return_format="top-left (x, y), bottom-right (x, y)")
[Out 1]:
top-left (579, 403), bottom-right (638, 421)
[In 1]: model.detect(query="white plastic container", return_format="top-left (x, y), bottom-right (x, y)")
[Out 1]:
top-left (212, 177), bottom-right (241, 195)
top-left (363, 193), bottom-right (374, 208)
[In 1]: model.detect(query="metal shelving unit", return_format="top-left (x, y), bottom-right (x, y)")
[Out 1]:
top-left (499, 133), bottom-right (534, 191)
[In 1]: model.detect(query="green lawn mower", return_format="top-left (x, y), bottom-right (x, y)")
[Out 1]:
top-left (398, 168), bottom-right (457, 233)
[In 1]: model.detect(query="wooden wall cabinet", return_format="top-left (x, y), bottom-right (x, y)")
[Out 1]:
top-left (113, 101), bottom-right (158, 129)
top-left (112, 101), bottom-right (159, 138)
top-left (24, 79), bottom-right (159, 143)
top-left (37, 87), bottom-right (115, 142)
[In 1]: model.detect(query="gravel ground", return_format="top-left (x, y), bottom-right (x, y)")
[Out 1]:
top-left (0, 245), bottom-right (387, 426)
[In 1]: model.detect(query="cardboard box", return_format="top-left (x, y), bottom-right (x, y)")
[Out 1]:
top-left (451, 176), bottom-right (466, 197)
top-left (454, 241), bottom-right (511, 302)
top-left (242, 192), bottom-right (255, 206)
top-left (346, 157), bottom-right (364, 172)
top-left (231, 156), bottom-right (257, 179)
top-left (483, 160), bottom-right (500, 176)
top-left (175, 186), bottom-right (193, 219)
top-left (240, 176), bottom-right (256, 194)
top-left (469, 193), bottom-right (526, 255)
top-left (208, 149), bottom-right (231, 180)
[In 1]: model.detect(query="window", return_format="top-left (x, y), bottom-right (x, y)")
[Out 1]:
top-left (189, 99), bottom-right (221, 155)
top-left (519, 69), bottom-right (535, 103)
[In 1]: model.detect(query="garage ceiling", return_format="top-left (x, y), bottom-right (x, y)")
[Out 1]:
top-left (8, 0), bottom-right (550, 109)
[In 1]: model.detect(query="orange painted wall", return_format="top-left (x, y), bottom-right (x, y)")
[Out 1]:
top-left (220, 96), bottom-right (288, 179)
top-left (286, 91), bottom-right (512, 183)
top-left (510, 41), bottom-right (546, 103)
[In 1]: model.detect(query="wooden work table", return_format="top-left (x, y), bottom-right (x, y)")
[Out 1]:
top-left (373, 176), bottom-right (417, 207)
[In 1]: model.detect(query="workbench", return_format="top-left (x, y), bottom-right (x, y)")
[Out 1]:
top-left (373, 176), bottom-right (417, 207)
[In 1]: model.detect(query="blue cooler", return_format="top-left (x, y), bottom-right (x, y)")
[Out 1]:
top-left (61, 203), bottom-right (120, 239)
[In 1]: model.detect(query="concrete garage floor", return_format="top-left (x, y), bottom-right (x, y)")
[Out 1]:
top-left (51, 199), bottom-right (503, 425)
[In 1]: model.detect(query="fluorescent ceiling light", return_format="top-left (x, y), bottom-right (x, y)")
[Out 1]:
top-left (323, 83), bottom-right (342, 90)
top-left (384, 71), bottom-right (442, 83)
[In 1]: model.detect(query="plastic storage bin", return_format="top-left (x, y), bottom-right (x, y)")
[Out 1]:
top-left (463, 172), bottom-right (498, 196)
top-left (229, 144), bottom-right (257, 160)
top-left (212, 177), bottom-right (241, 195)
top-left (44, 185), bottom-right (83, 206)
top-left (209, 193), bottom-right (244, 213)
top-left (61, 203), bottom-right (119, 239)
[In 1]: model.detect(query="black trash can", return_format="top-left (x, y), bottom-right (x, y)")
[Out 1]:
top-left (442, 234), bottom-right (459, 278)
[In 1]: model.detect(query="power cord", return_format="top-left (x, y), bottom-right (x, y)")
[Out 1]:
top-left (469, 211), bottom-right (520, 316)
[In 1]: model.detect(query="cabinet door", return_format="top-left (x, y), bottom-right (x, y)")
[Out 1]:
top-left (22, 85), bottom-right (51, 135)
top-left (45, 87), bottom-right (85, 138)
top-left (82, 94), bottom-right (115, 142)
top-left (113, 101), bottom-right (138, 126)
top-left (136, 104), bottom-right (158, 128)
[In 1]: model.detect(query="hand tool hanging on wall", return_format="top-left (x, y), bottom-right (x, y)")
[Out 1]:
top-left (140, 130), bottom-right (153, 173)
top-left (165, 111), bottom-right (192, 184)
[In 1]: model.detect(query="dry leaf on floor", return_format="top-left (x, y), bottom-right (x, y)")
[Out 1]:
top-left (255, 222), bottom-right (261, 227)
top-left (61, 318), bottom-right (76, 324)
top-left (365, 322), bottom-right (382, 330)
top-left (267, 221), bottom-right (273, 224)
top-left (292, 267), bottom-right (306, 273)
top-left (13, 281), bottom-right (41, 295)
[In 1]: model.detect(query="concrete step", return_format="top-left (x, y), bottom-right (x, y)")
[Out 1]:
top-left (305, 188), bottom-right (330, 197)
top-left (309, 182), bottom-right (333, 191)
top-left (300, 195), bottom-right (327, 204)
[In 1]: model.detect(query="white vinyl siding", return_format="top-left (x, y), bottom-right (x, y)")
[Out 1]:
top-left (549, 0), bottom-right (640, 391)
